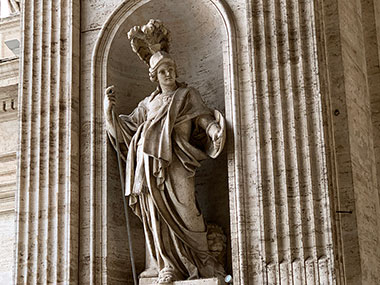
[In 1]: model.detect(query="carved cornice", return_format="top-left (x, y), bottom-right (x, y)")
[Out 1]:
top-left (0, 13), bottom-right (20, 28)
top-left (0, 169), bottom-right (16, 178)
top-left (0, 83), bottom-right (17, 96)
top-left (0, 157), bottom-right (16, 214)
top-left (0, 151), bottom-right (16, 163)
top-left (0, 111), bottom-right (17, 123)
top-left (0, 83), bottom-right (18, 122)
top-left (0, 181), bottom-right (16, 198)
top-left (0, 58), bottom-right (19, 87)
top-left (0, 197), bottom-right (15, 213)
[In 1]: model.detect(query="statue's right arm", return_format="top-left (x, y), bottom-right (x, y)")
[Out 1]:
top-left (104, 86), bottom-right (148, 144)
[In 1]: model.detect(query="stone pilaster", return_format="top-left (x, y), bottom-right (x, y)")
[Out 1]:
top-left (316, 0), bottom-right (380, 283)
top-left (241, 0), bottom-right (335, 283)
top-left (14, 0), bottom-right (80, 284)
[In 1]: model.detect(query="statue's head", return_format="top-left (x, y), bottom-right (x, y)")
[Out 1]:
top-left (128, 20), bottom-right (177, 88)
top-left (149, 51), bottom-right (177, 83)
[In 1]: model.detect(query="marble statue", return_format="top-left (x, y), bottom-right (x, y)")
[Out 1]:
top-left (104, 19), bottom-right (226, 284)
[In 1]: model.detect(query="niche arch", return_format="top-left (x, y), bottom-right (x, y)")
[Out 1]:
top-left (91, 0), bottom-right (243, 282)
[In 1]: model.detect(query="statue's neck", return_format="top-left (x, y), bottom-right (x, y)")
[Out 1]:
top-left (160, 83), bottom-right (178, 94)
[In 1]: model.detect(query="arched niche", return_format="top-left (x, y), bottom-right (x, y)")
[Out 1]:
top-left (92, 0), bottom-right (240, 282)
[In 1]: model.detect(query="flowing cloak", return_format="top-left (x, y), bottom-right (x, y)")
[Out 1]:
top-left (110, 86), bottom-right (225, 279)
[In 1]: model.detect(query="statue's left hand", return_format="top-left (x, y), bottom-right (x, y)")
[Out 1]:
top-left (208, 123), bottom-right (222, 142)
top-left (205, 110), bottom-right (226, 158)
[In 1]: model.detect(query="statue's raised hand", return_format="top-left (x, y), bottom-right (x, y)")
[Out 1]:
top-left (104, 85), bottom-right (116, 119)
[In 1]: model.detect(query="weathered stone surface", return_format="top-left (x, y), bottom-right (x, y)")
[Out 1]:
top-left (316, 0), bottom-right (380, 283)
top-left (81, 1), bottom-right (337, 284)
top-left (9, 0), bottom-right (380, 284)
top-left (13, 0), bottom-right (80, 284)
top-left (0, 12), bottom-right (19, 284)
top-left (139, 277), bottom-right (223, 285)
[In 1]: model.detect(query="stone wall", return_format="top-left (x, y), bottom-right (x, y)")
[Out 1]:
top-left (79, 0), bottom-right (336, 283)
top-left (316, 0), bottom-right (380, 283)
top-left (0, 12), bottom-right (19, 284)
top-left (11, 0), bottom-right (380, 284)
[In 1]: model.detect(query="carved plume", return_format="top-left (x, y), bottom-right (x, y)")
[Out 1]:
top-left (127, 19), bottom-right (171, 65)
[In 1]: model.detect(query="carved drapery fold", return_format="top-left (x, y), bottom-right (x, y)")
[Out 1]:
top-left (14, 0), bottom-right (80, 283)
top-left (245, 0), bottom-right (335, 283)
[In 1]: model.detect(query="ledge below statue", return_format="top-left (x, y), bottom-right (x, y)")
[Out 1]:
top-left (139, 277), bottom-right (224, 285)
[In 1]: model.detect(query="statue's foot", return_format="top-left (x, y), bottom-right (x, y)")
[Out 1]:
top-left (157, 267), bottom-right (179, 284)
top-left (139, 267), bottom-right (159, 278)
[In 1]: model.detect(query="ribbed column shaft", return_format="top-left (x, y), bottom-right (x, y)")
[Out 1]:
top-left (14, 0), bottom-right (80, 284)
top-left (248, 0), bottom-right (335, 283)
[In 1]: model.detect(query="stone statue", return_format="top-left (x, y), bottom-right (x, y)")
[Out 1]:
top-left (104, 19), bottom-right (226, 284)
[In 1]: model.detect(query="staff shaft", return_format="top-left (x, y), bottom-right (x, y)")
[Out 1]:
top-left (112, 110), bottom-right (138, 285)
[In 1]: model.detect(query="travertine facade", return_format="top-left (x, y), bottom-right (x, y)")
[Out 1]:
top-left (5, 0), bottom-right (380, 284)
top-left (0, 11), bottom-right (19, 284)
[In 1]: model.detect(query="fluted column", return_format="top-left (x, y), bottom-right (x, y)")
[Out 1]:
top-left (14, 0), bottom-right (80, 284)
top-left (243, 0), bottom-right (335, 283)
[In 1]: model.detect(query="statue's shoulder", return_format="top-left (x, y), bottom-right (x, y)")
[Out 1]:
top-left (182, 86), bottom-right (202, 100)
top-left (187, 86), bottom-right (199, 94)
top-left (174, 86), bottom-right (197, 102)
top-left (176, 84), bottom-right (199, 96)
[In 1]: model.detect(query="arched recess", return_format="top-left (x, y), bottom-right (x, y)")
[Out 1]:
top-left (90, 0), bottom-right (244, 283)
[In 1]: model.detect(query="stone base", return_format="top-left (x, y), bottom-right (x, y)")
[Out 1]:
top-left (139, 277), bottom-right (223, 285)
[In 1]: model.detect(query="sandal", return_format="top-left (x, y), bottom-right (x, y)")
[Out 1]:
top-left (157, 267), bottom-right (179, 284)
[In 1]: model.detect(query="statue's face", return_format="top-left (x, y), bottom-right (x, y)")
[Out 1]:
top-left (157, 62), bottom-right (176, 88)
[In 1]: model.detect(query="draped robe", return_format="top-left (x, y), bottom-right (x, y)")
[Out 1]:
top-left (109, 86), bottom-right (225, 280)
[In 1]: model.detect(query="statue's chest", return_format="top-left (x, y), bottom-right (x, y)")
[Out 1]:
top-left (146, 93), bottom-right (173, 120)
